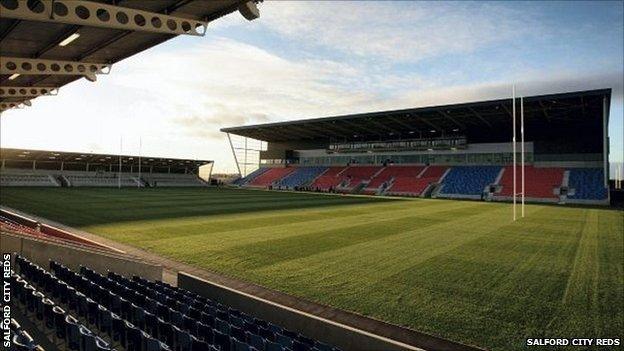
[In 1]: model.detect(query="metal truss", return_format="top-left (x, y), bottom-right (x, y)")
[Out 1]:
top-left (0, 0), bottom-right (208, 36)
top-left (0, 86), bottom-right (59, 98)
top-left (0, 99), bottom-right (31, 112)
top-left (0, 57), bottom-right (111, 82)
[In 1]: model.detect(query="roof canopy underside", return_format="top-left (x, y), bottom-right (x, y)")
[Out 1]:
top-left (0, 0), bottom-right (243, 105)
top-left (221, 89), bottom-right (611, 142)
top-left (0, 148), bottom-right (212, 169)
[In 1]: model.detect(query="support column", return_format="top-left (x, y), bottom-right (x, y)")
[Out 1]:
top-left (603, 96), bottom-right (609, 188)
top-left (227, 132), bottom-right (242, 177)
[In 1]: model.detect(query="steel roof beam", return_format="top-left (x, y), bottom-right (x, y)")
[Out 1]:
top-left (0, 86), bottom-right (59, 98)
top-left (0, 56), bottom-right (111, 82)
top-left (413, 114), bottom-right (443, 132)
top-left (0, 19), bottom-right (20, 43)
top-left (0, 99), bottom-right (31, 112)
top-left (301, 123), bottom-right (343, 138)
top-left (337, 120), bottom-right (374, 135)
top-left (0, 0), bottom-right (208, 36)
top-left (388, 116), bottom-right (420, 132)
top-left (466, 107), bottom-right (493, 128)
top-left (437, 111), bottom-right (465, 129)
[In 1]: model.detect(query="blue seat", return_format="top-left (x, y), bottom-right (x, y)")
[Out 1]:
top-left (157, 318), bottom-right (174, 346)
top-left (196, 321), bottom-right (214, 343)
top-left (65, 315), bottom-right (81, 350)
top-left (276, 333), bottom-right (293, 348)
top-left (12, 331), bottom-right (36, 351)
top-left (231, 325), bottom-right (246, 343)
top-left (266, 341), bottom-right (286, 351)
top-left (216, 318), bottom-right (230, 335)
top-left (124, 321), bottom-right (142, 351)
top-left (191, 338), bottom-right (211, 351)
top-left (274, 167), bottom-right (328, 188)
top-left (96, 306), bottom-right (114, 337)
top-left (79, 325), bottom-right (96, 351)
top-left (144, 336), bottom-right (171, 351)
top-left (173, 326), bottom-right (194, 351)
top-left (53, 306), bottom-right (67, 340)
top-left (568, 168), bottom-right (608, 199)
top-left (213, 330), bottom-right (231, 351)
top-left (439, 166), bottom-right (501, 195)
top-left (247, 332), bottom-right (265, 350)
top-left (232, 338), bottom-right (254, 351)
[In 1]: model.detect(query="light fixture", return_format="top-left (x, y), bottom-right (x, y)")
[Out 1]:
top-left (408, 131), bottom-right (414, 134)
top-left (59, 33), bottom-right (81, 47)
top-left (8, 73), bottom-right (20, 80)
top-left (430, 129), bottom-right (436, 133)
top-left (452, 128), bottom-right (459, 132)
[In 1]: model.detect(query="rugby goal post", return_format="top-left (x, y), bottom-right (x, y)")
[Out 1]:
top-left (512, 85), bottom-right (526, 221)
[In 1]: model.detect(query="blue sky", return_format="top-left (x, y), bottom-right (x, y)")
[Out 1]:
top-left (1, 1), bottom-right (622, 174)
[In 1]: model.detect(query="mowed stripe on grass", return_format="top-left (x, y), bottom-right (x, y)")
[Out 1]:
top-left (1, 187), bottom-right (622, 351)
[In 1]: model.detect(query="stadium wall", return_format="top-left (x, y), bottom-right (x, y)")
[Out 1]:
top-left (178, 272), bottom-right (481, 351)
top-left (1, 231), bottom-right (163, 281)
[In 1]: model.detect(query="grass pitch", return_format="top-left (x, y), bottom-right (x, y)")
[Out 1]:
top-left (1, 187), bottom-right (622, 350)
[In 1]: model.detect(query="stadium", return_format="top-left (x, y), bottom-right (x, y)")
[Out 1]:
top-left (1, 1), bottom-right (623, 351)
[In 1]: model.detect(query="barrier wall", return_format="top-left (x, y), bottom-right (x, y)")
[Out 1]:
top-left (1, 232), bottom-right (162, 281)
top-left (178, 272), bottom-right (481, 351)
top-left (1, 209), bottom-right (115, 251)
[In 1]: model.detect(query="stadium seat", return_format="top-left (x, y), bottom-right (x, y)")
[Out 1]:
top-left (497, 166), bottom-right (563, 199)
top-left (266, 341), bottom-right (287, 351)
top-left (16, 254), bottom-right (342, 351)
top-left (234, 167), bottom-right (271, 186)
top-left (247, 167), bottom-right (297, 187)
top-left (567, 168), bottom-right (608, 200)
top-left (274, 167), bottom-right (328, 188)
top-left (247, 332), bottom-right (266, 350)
top-left (439, 166), bottom-right (501, 196)
top-left (386, 166), bottom-right (448, 195)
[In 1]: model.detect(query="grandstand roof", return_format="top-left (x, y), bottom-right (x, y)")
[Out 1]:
top-left (0, 148), bottom-right (212, 170)
top-left (221, 89), bottom-right (611, 142)
top-left (1, 0), bottom-right (257, 111)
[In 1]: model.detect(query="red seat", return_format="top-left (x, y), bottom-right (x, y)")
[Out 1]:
top-left (386, 166), bottom-right (448, 195)
top-left (497, 166), bottom-right (563, 199)
top-left (248, 168), bottom-right (296, 187)
top-left (365, 166), bottom-right (426, 192)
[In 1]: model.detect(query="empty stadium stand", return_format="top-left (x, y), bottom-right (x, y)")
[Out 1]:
top-left (364, 165), bottom-right (426, 194)
top-left (0, 169), bottom-right (207, 188)
top-left (233, 168), bottom-right (270, 186)
top-left (497, 166), bottom-right (564, 200)
top-left (438, 166), bottom-right (501, 198)
top-left (11, 259), bottom-right (113, 351)
top-left (274, 167), bottom-right (328, 189)
top-left (337, 166), bottom-right (383, 190)
top-left (567, 168), bottom-right (608, 201)
top-left (12, 254), bottom-right (340, 351)
top-left (248, 168), bottom-right (297, 187)
top-left (65, 172), bottom-right (140, 187)
top-left (8, 316), bottom-right (45, 351)
top-left (142, 173), bottom-right (206, 187)
top-left (386, 166), bottom-right (448, 196)
top-left (310, 167), bottom-right (348, 191)
top-left (1, 172), bottom-right (59, 187)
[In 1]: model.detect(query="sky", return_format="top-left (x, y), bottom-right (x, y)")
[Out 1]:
top-left (1, 1), bottom-right (623, 175)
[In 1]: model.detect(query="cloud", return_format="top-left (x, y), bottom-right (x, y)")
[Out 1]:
top-left (1, 2), bottom-right (621, 174)
top-left (257, 1), bottom-right (544, 62)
